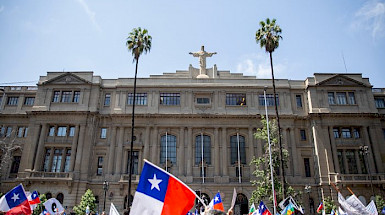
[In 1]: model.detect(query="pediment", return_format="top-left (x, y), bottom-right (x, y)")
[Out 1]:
top-left (316, 75), bottom-right (368, 87)
top-left (42, 73), bottom-right (91, 85)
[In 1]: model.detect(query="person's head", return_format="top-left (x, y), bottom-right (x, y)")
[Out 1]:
top-left (101, 212), bottom-right (106, 215)
top-left (204, 209), bottom-right (227, 215)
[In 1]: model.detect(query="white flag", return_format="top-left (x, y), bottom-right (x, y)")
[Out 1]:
top-left (109, 202), bottom-right (120, 215)
top-left (230, 188), bottom-right (237, 210)
top-left (338, 207), bottom-right (348, 215)
top-left (366, 200), bottom-right (378, 215)
top-left (346, 194), bottom-right (371, 214)
top-left (43, 198), bottom-right (65, 215)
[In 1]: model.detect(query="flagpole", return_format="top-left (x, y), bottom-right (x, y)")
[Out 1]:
top-left (166, 131), bottom-right (168, 172)
top-left (264, 86), bottom-right (277, 215)
top-left (201, 132), bottom-right (204, 184)
top-left (237, 132), bottom-right (241, 184)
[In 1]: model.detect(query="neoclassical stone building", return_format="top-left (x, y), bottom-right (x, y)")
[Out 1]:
top-left (0, 65), bottom-right (384, 214)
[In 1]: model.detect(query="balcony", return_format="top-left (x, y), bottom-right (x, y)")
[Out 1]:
top-left (334, 173), bottom-right (385, 184)
top-left (24, 170), bottom-right (73, 182)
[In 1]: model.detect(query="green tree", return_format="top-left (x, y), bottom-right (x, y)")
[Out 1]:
top-left (32, 194), bottom-right (47, 215)
top-left (323, 196), bottom-right (336, 214)
top-left (255, 18), bottom-right (286, 198)
top-left (375, 195), bottom-right (385, 213)
top-left (126, 27), bottom-right (152, 209)
top-left (73, 189), bottom-right (97, 215)
top-left (250, 116), bottom-right (298, 206)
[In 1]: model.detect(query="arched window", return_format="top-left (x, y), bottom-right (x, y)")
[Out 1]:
top-left (56, 193), bottom-right (64, 204)
top-left (234, 193), bottom-right (248, 215)
top-left (195, 135), bottom-right (211, 165)
top-left (160, 134), bottom-right (177, 164)
top-left (46, 192), bottom-right (52, 199)
top-left (230, 135), bottom-right (246, 164)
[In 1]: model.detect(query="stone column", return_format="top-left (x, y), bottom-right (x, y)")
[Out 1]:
top-left (74, 124), bottom-right (86, 173)
top-left (151, 127), bottom-right (158, 164)
top-left (289, 128), bottom-right (300, 176)
top-left (342, 150), bottom-right (349, 174)
top-left (25, 123), bottom-right (42, 170)
top-left (221, 127), bottom-right (228, 176)
top-left (107, 126), bottom-right (117, 175)
top-left (256, 133), bottom-right (263, 159)
top-left (214, 127), bottom-right (220, 176)
top-left (282, 128), bottom-right (292, 176)
top-left (363, 127), bottom-right (377, 173)
top-left (186, 127), bottom-right (193, 177)
top-left (178, 127), bottom-right (185, 176)
top-left (115, 126), bottom-right (125, 174)
top-left (122, 150), bottom-right (128, 174)
top-left (33, 124), bottom-right (48, 171)
top-left (248, 127), bottom-right (255, 176)
top-left (143, 126), bottom-right (151, 160)
top-left (69, 125), bottom-right (80, 172)
top-left (355, 150), bottom-right (362, 174)
top-left (328, 127), bottom-right (340, 173)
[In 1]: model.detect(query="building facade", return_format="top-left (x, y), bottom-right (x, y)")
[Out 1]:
top-left (0, 65), bottom-right (384, 214)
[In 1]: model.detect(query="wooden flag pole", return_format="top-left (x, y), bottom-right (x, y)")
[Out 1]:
top-left (346, 187), bottom-right (355, 196)
top-left (330, 182), bottom-right (340, 193)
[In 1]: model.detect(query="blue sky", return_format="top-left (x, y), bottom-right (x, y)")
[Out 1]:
top-left (0, 0), bottom-right (384, 87)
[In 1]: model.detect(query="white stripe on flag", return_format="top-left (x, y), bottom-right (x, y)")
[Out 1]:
top-left (130, 191), bottom-right (164, 215)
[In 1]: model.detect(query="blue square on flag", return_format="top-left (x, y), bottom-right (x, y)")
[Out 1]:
top-left (4, 184), bottom-right (28, 208)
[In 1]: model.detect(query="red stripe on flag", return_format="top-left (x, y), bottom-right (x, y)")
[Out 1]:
top-left (161, 176), bottom-right (195, 215)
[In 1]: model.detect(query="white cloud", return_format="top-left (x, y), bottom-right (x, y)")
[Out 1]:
top-left (352, 0), bottom-right (385, 39)
top-left (0, 5), bottom-right (4, 13)
top-left (75, 0), bottom-right (101, 31)
top-left (236, 53), bottom-right (287, 79)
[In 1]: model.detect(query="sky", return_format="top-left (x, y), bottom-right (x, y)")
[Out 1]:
top-left (0, 0), bottom-right (384, 87)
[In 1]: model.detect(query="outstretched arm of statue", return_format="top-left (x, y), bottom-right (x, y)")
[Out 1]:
top-left (207, 52), bottom-right (217, 57)
top-left (189, 52), bottom-right (200, 57)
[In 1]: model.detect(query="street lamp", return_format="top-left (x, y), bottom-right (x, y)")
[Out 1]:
top-left (103, 180), bottom-right (109, 212)
top-left (359, 145), bottom-right (374, 197)
top-left (304, 185), bottom-right (312, 214)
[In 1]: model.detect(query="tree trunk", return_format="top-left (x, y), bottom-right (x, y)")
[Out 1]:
top-left (269, 51), bottom-right (286, 199)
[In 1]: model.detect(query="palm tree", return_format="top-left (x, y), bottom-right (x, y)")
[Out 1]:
top-left (126, 27), bottom-right (152, 210)
top-left (255, 18), bottom-right (286, 198)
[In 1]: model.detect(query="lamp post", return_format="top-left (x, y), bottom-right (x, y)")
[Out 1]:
top-left (304, 185), bottom-right (312, 214)
top-left (103, 180), bottom-right (109, 212)
top-left (359, 145), bottom-right (374, 197)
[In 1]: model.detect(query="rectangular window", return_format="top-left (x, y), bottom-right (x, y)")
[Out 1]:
top-left (127, 151), bottom-right (139, 175)
top-left (259, 94), bottom-right (278, 106)
top-left (51, 149), bottom-right (63, 172)
top-left (300, 129), bottom-right (307, 141)
top-left (333, 128), bottom-right (340, 138)
top-left (127, 93), bottom-right (147, 105)
top-left (0, 127), bottom-right (4, 137)
top-left (24, 97), bottom-right (35, 106)
top-left (296, 95), bottom-right (303, 108)
top-left (226, 93), bottom-right (246, 106)
top-left (52, 91), bottom-right (60, 102)
top-left (104, 93), bottom-right (111, 106)
top-left (304, 158), bottom-right (311, 177)
top-left (160, 93), bottom-right (180, 105)
top-left (17, 127), bottom-right (24, 138)
top-left (61, 91), bottom-right (72, 103)
top-left (359, 152), bottom-right (367, 174)
top-left (345, 150), bottom-right (358, 174)
top-left (353, 128), bottom-right (360, 138)
top-left (100, 128), bottom-right (107, 139)
top-left (10, 156), bottom-right (21, 174)
top-left (73, 91), bottom-right (80, 103)
top-left (336, 92), bottom-right (347, 105)
top-left (348, 92), bottom-right (356, 104)
top-left (7, 97), bottom-right (18, 106)
top-left (64, 149), bottom-right (71, 172)
top-left (69, 126), bottom-right (75, 137)
top-left (375, 98), bottom-right (385, 108)
top-left (197, 97), bottom-right (210, 104)
top-left (43, 148), bottom-right (51, 172)
top-left (328, 92), bottom-right (335, 105)
top-left (97, 156), bottom-right (103, 175)
top-left (337, 150), bottom-right (345, 174)
top-left (341, 128), bottom-right (351, 138)
top-left (48, 126), bottom-right (55, 136)
top-left (24, 127), bottom-right (28, 137)
top-left (57, 126), bottom-right (67, 137)
top-left (6, 127), bottom-right (12, 137)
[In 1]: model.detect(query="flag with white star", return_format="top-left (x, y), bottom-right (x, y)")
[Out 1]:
top-left (130, 160), bottom-right (196, 215)
top-left (0, 184), bottom-right (32, 215)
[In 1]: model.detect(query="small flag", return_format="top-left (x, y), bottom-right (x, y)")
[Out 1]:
top-left (317, 202), bottom-right (324, 213)
top-left (42, 208), bottom-right (50, 215)
top-left (258, 201), bottom-right (272, 215)
top-left (43, 198), bottom-right (65, 215)
top-left (212, 192), bottom-right (224, 211)
top-left (109, 203), bottom-right (119, 215)
top-left (382, 206), bottom-right (385, 214)
top-left (130, 160), bottom-right (196, 215)
top-left (28, 191), bottom-right (41, 205)
top-left (248, 203), bottom-right (256, 215)
top-left (280, 202), bottom-right (295, 215)
top-left (230, 188), bottom-right (237, 210)
top-left (0, 184), bottom-right (32, 215)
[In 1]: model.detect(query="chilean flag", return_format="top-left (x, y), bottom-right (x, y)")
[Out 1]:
top-left (212, 192), bottom-right (224, 211)
top-left (28, 191), bottom-right (41, 205)
top-left (0, 184), bottom-right (32, 215)
top-left (258, 201), bottom-right (272, 215)
top-left (316, 202), bottom-right (323, 213)
top-left (130, 160), bottom-right (196, 215)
